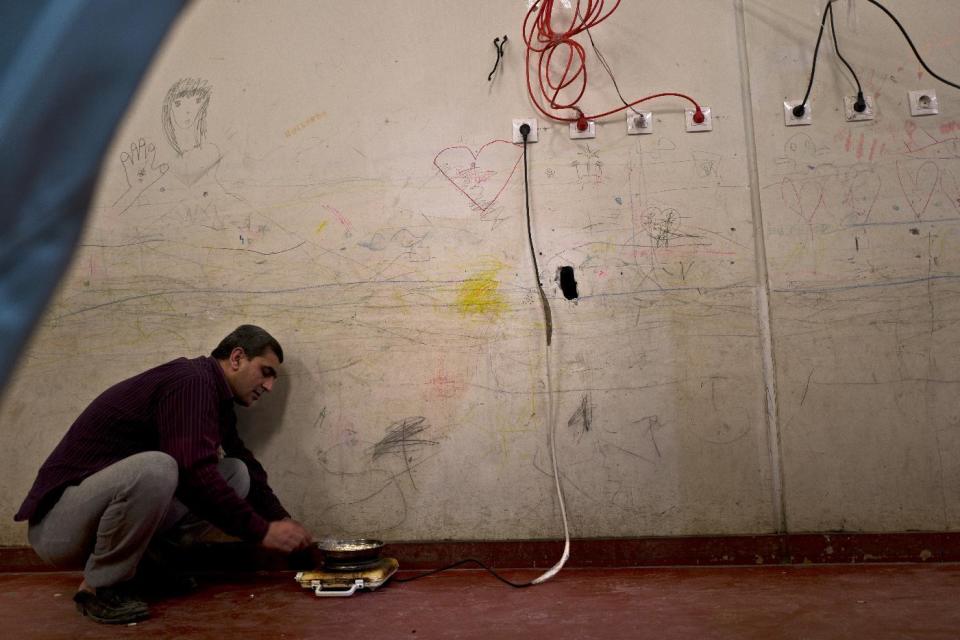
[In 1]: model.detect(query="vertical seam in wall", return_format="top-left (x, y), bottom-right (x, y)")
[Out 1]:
top-left (735, 0), bottom-right (788, 535)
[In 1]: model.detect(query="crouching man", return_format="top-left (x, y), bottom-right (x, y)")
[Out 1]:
top-left (14, 325), bottom-right (313, 624)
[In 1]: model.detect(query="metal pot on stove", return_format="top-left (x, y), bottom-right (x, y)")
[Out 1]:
top-left (316, 538), bottom-right (385, 570)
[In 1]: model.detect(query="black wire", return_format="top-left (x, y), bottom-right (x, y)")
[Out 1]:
top-left (797, 0), bottom-right (960, 117)
top-left (827, 2), bottom-right (864, 106)
top-left (861, 0), bottom-right (960, 91)
top-left (487, 35), bottom-right (508, 82)
top-left (521, 130), bottom-right (553, 347)
top-left (795, 1), bottom-right (835, 115)
top-left (584, 26), bottom-right (639, 115)
top-left (393, 558), bottom-right (533, 588)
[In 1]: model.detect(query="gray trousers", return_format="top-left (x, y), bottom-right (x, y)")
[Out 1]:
top-left (28, 451), bottom-right (250, 588)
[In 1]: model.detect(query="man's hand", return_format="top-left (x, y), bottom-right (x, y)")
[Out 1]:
top-left (261, 519), bottom-right (313, 553)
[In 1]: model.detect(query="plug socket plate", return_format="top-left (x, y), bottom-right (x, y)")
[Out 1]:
top-left (685, 107), bottom-right (712, 132)
top-left (512, 118), bottom-right (539, 143)
top-left (908, 90), bottom-right (939, 116)
top-left (569, 120), bottom-right (596, 139)
top-left (626, 111), bottom-right (653, 135)
top-left (784, 100), bottom-right (812, 126)
top-left (844, 95), bottom-right (874, 121)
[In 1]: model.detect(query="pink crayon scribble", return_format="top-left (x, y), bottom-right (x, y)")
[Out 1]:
top-left (322, 204), bottom-right (353, 234)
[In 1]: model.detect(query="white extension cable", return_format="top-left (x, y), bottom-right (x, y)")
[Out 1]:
top-left (516, 125), bottom-right (571, 585)
top-left (529, 345), bottom-right (571, 584)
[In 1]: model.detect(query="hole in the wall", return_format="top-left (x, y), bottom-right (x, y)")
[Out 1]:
top-left (558, 266), bottom-right (578, 300)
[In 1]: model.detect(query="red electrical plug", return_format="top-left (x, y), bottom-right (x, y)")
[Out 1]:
top-left (576, 114), bottom-right (589, 131)
top-left (692, 107), bottom-right (705, 124)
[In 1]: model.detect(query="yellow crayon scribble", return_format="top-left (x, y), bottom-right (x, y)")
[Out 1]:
top-left (457, 268), bottom-right (507, 317)
top-left (284, 111), bottom-right (326, 138)
top-left (315, 220), bottom-right (328, 234)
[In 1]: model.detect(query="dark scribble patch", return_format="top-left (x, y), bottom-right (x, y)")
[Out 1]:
top-left (370, 416), bottom-right (437, 461)
top-left (568, 393), bottom-right (593, 443)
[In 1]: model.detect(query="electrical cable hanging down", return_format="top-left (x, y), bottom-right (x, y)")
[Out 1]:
top-left (487, 35), bottom-right (508, 82)
top-left (518, 123), bottom-right (570, 586)
top-left (794, 0), bottom-right (960, 118)
top-left (520, 124), bottom-right (553, 348)
top-left (793, 0), bottom-right (866, 118)
top-left (522, 0), bottom-right (704, 130)
top-left (393, 125), bottom-right (571, 589)
top-left (860, 0), bottom-right (960, 91)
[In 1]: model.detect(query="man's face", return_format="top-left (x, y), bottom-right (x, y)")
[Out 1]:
top-left (227, 348), bottom-right (280, 407)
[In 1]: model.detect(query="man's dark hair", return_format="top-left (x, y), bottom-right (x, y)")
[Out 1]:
top-left (211, 325), bottom-right (284, 363)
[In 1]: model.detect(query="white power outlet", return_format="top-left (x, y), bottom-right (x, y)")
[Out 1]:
top-left (512, 118), bottom-right (538, 143)
top-left (626, 111), bottom-right (653, 135)
top-left (908, 90), bottom-right (939, 116)
top-left (844, 95), bottom-right (874, 121)
top-left (569, 120), bottom-right (596, 139)
top-left (784, 100), bottom-right (812, 126)
top-left (685, 107), bottom-right (713, 132)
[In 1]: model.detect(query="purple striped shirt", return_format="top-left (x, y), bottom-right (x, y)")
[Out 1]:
top-left (15, 356), bottom-right (289, 542)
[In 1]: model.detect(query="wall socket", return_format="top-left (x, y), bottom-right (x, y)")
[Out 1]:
top-left (685, 107), bottom-right (713, 132)
top-left (626, 111), bottom-right (653, 134)
top-left (908, 90), bottom-right (939, 116)
top-left (512, 118), bottom-right (538, 143)
top-left (784, 100), bottom-right (812, 126)
top-left (569, 120), bottom-right (596, 139)
top-left (844, 95), bottom-right (874, 121)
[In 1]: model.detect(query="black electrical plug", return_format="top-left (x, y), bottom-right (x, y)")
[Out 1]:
top-left (854, 91), bottom-right (866, 113)
top-left (793, 104), bottom-right (807, 118)
top-left (519, 123), bottom-right (531, 141)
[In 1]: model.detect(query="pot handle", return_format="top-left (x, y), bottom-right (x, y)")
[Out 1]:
top-left (313, 579), bottom-right (363, 597)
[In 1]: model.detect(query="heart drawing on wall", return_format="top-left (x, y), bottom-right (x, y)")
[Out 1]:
top-left (433, 140), bottom-right (523, 212)
top-left (780, 177), bottom-right (824, 223)
top-left (896, 159), bottom-right (939, 219)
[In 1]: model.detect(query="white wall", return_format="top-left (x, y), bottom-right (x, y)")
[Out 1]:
top-left (2, 0), bottom-right (959, 544)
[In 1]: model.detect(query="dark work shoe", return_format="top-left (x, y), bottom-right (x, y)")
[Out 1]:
top-left (73, 586), bottom-right (150, 624)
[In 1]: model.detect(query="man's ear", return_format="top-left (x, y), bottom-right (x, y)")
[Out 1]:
top-left (229, 346), bottom-right (246, 370)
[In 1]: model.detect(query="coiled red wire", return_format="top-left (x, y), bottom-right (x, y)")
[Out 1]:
top-left (522, 0), bottom-right (703, 127)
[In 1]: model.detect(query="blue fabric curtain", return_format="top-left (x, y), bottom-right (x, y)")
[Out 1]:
top-left (0, 0), bottom-right (184, 392)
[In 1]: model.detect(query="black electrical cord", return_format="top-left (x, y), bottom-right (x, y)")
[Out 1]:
top-left (827, 2), bottom-right (865, 111)
top-left (860, 0), bottom-right (960, 91)
top-left (520, 123), bottom-right (553, 347)
top-left (793, 4), bottom-right (829, 118)
top-left (794, 1), bottom-right (864, 117)
top-left (393, 557), bottom-right (534, 588)
top-left (795, 0), bottom-right (960, 118)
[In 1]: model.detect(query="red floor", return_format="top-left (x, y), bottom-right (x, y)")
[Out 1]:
top-left (1, 564), bottom-right (959, 639)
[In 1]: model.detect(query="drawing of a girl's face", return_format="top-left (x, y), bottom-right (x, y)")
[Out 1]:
top-left (162, 78), bottom-right (212, 155)
top-left (173, 93), bottom-right (205, 129)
